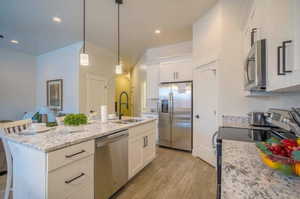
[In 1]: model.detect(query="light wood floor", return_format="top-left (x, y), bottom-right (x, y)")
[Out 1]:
top-left (0, 147), bottom-right (216, 199)
top-left (0, 174), bottom-right (7, 199)
top-left (114, 147), bottom-right (216, 199)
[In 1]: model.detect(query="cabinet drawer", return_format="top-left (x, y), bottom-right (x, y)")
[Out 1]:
top-left (65, 184), bottom-right (93, 199)
top-left (48, 155), bottom-right (94, 199)
top-left (129, 121), bottom-right (156, 139)
top-left (48, 140), bottom-right (95, 171)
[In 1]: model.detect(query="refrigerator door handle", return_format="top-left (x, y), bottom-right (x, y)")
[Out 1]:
top-left (169, 94), bottom-right (172, 121)
top-left (170, 93), bottom-right (174, 121)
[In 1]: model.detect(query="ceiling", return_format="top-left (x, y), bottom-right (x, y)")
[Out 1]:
top-left (0, 0), bottom-right (217, 67)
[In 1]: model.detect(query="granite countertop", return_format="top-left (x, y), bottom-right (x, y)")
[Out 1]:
top-left (222, 140), bottom-right (300, 199)
top-left (0, 118), bottom-right (156, 153)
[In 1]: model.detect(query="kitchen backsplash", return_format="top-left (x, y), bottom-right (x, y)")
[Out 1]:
top-left (222, 115), bottom-right (249, 128)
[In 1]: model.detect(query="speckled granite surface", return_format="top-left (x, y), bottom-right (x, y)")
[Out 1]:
top-left (222, 140), bottom-right (300, 199)
top-left (0, 118), bottom-right (156, 152)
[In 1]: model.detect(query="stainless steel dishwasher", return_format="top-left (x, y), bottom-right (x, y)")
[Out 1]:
top-left (94, 130), bottom-right (129, 199)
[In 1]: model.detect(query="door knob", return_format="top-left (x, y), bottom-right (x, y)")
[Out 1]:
top-left (195, 115), bottom-right (200, 119)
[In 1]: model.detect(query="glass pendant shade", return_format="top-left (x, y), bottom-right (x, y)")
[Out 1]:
top-left (115, 64), bottom-right (122, 74)
top-left (80, 53), bottom-right (89, 66)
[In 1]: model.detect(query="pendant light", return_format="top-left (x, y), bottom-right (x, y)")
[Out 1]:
top-left (80, 0), bottom-right (89, 66)
top-left (115, 0), bottom-right (123, 74)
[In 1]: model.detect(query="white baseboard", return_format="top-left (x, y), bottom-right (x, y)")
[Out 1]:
top-left (193, 145), bottom-right (216, 167)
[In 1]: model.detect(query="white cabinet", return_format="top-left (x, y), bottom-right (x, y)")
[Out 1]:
top-left (48, 156), bottom-right (94, 199)
top-left (160, 59), bottom-right (193, 83)
top-left (244, 0), bottom-right (300, 92)
top-left (8, 140), bottom-right (95, 199)
top-left (47, 140), bottom-right (94, 171)
top-left (160, 62), bottom-right (176, 82)
top-left (142, 130), bottom-right (156, 165)
top-left (146, 64), bottom-right (160, 100)
top-left (265, 0), bottom-right (297, 91)
top-left (128, 136), bottom-right (144, 178)
top-left (128, 121), bottom-right (156, 179)
top-left (47, 141), bottom-right (95, 199)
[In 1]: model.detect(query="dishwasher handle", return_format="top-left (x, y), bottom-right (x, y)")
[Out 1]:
top-left (96, 130), bottom-right (128, 148)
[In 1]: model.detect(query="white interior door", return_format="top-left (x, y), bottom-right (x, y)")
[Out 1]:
top-left (86, 74), bottom-right (107, 113)
top-left (193, 61), bottom-right (218, 167)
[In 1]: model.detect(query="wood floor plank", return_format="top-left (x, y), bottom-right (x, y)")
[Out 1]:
top-left (115, 147), bottom-right (216, 199)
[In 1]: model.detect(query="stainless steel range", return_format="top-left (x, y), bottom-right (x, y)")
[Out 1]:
top-left (265, 108), bottom-right (300, 137)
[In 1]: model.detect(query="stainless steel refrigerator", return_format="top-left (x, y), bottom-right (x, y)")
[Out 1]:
top-left (158, 82), bottom-right (192, 151)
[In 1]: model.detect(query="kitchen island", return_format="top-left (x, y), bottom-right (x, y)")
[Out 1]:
top-left (0, 118), bottom-right (157, 199)
top-left (222, 140), bottom-right (300, 199)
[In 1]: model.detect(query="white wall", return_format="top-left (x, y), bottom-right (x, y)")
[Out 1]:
top-left (79, 42), bottom-right (116, 114)
top-left (36, 43), bottom-right (81, 113)
top-left (0, 48), bottom-right (37, 120)
top-left (146, 41), bottom-right (192, 64)
top-left (193, 0), bottom-right (300, 124)
top-left (131, 56), bottom-right (147, 116)
top-left (193, 3), bottom-right (222, 66)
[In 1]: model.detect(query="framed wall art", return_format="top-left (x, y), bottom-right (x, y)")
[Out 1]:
top-left (47, 79), bottom-right (63, 111)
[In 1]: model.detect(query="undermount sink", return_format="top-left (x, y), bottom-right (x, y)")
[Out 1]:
top-left (111, 119), bottom-right (144, 124)
top-left (122, 119), bottom-right (144, 123)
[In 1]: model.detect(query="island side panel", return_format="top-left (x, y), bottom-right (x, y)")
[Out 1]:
top-left (8, 141), bottom-right (47, 199)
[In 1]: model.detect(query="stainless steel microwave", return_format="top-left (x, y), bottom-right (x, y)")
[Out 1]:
top-left (244, 39), bottom-right (267, 91)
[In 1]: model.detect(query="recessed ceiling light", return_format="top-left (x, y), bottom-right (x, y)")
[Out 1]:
top-left (155, 30), bottom-right (161, 34)
top-left (52, 17), bottom-right (62, 23)
top-left (10, 40), bottom-right (19, 44)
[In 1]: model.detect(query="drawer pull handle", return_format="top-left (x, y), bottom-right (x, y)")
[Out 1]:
top-left (65, 150), bottom-right (85, 158)
top-left (65, 173), bottom-right (85, 184)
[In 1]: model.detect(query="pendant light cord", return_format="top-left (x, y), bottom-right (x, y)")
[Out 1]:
top-left (83, 0), bottom-right (86, 53)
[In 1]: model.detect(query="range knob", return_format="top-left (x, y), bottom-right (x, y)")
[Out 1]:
top-left (283, 118), bottom-right (291, 124)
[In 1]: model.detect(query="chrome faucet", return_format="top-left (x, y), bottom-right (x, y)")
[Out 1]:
top-left (119, 91), bottom-right (129, 120)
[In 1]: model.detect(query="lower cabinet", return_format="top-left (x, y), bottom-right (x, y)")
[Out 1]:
top-left (47, 140), bottom-right (95, 199)
top-left (48, 156), bottom-right (94, 199)
top-left (128, 136), bottom-right (144, 178)
top-left (142, 131), bottom-right (156, 166)
top-left (8, 140), bottom-right (95, 199)
top-left (65, 184), bottom-right (93, 199)
top-left (128, 121), bottom-right (157, 179)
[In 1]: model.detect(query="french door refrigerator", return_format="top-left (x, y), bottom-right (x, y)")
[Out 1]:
top-left (158, 82), bottom-right (192, 151)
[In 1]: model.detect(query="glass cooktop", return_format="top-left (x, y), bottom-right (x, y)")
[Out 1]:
top-left (218, 126), bottom-right (296, 142)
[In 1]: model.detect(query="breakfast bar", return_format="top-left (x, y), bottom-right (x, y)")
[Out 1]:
top-left (0, 118), bottom-right (157, 199)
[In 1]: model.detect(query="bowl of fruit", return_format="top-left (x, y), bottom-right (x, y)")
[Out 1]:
top-left (256, 137), bottom-right (300, 176)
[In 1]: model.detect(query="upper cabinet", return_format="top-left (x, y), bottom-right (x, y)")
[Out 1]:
top-left (243, 0), bottom-right (300, 92)
top-left (265, 0), bottom-right (298, 91)
top-left (146, 64), bottom-right (160, 100)
top-left (159, 58), bottom-right (193, 83)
